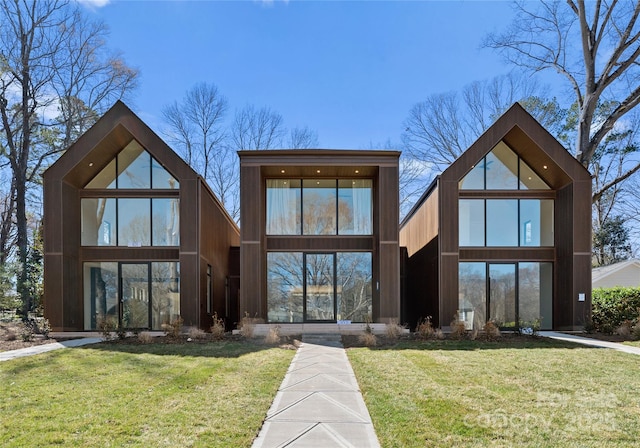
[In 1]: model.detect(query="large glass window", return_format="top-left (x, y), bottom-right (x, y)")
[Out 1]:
top-left (81, 198), bottom-right (179, 247)
top-left (85, 140), bottom-right (178, 190)
top-left (485, 143), bottom-right (519, 189)
top-left (458, 262), bottom-right (553, 330)
top-left (266, 178), bottom-right (373, 236)
top-left (151, 262), bottom-right (180, 329)
top-left (458, 262), bottom-right (487, 330)
top-left (489, 263), bottom-right (517, 328)
top-left (81, 198), bottom-right (116, 246)
top-left (520, 200), bottom-right (554, 246)
top-left (459, 141), bottom-right (550, 190)
top-left (486, 200), bottom-right (519, 246)
top-left (83, 262), bottom-right (118, 330)
top-left (118, 199), bottom-right (151, 247)
top-left (266, 251), bottom-right (372, 323)
top-left (338, 180), bottom-right (373, 235)
top-left (303, 179), bottom-right (337, 235)
top-left (152, 198), bottom-right (180, 246)
top-left (266, 179), bottom-right (301, 235)
top-left (337, 252), bottom-right (372, 322)
top-left (459, 199), bottom-right (553, 247)
top-left (459, 199), bottom-right (485, 246)
top-left (83, 261), bottom-right (179, 330)
top-left (267, 252), bottom-right (304, 323)
top-left (519, 262), bottom-right (553, 329)
top-left (305, 253), bottom-right (335, 320)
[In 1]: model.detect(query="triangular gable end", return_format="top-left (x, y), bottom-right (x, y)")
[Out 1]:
top-left (442, 103), bottom-right (591, 189)
top-left (44, 101), bottom-right (197, 189)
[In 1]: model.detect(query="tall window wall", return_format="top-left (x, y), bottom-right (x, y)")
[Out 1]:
top-left (267, 179), bottom-right (372, 235)
top-left (458, 142), bottom-right (553, 247)
top-left (83, 261), bottom-right (180, 330)
top-left (81, 141), bottom-right (180, 246)
top-left (266, 252), bottom-right (372, 323)
top-left (458, 262), bottom-right (552, 330)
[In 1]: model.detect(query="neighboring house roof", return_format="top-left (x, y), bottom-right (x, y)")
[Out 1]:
top-left (593, 259), bottom-right (640, 288)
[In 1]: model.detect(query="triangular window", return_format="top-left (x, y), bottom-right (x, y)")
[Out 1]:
top-left (459, 141), bottom-right (549, 190)
top-left (85, 140), bottom-right (178, 189)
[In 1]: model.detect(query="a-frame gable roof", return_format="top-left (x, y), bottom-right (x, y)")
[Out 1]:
top-left (441, 102), bottom-right (592, 189)
top-left (44, 100), bottom-right (197, 188)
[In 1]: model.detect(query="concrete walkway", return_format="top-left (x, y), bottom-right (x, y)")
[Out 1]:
top-left (252, 333), bottom-right (380, 448)
top-left (540, 331), bottom-right (640, 355)
top-left (0, 337), bottom-right (102, 362)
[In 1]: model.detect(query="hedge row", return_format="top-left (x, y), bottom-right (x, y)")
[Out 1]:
top-left (592, 287), bottom-right (640, 334)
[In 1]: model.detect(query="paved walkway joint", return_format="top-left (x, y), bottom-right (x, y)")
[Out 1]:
top-left (252, 333), bottom-right (380, 448)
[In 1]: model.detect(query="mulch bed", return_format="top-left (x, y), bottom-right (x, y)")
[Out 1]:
top-left (0, 321), bottom-right (77, 353)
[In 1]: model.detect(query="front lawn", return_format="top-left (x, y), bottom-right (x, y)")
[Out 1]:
top-left (348, 338), bottom-right (640, 448)
top-left (0, 341), bottom-right (294, 447)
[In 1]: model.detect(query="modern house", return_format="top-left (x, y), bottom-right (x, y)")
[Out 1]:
top-left (238, 150), bottom-right (401, 324)
top-left (43, 101), bottom-right (239, 332)
top-left (593, 259), bottom-right (640, 289)
top-left (400, 103), bottom-right (592, 331)
top-left (44, 101), bottom-right (592, 332)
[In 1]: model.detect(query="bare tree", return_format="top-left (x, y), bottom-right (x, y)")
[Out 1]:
top-left (163, 82), bottom-right (228, 178)
top-left (402, 73), bottom-right (545, 173)
top-left (287, 126), bottom-right (319, 149)
top-left (231, 104), bottom-right (285, 150)
top-left (162, 82), bottom-right (237, 220)
top-left (207, 145), bottom-right (240, 222)
top-left (0, 0), bottom-right (138, 315)
top-left (485, 0), bottom-right (640, 169)
top-left (51, 9), bottom-right (138, 150)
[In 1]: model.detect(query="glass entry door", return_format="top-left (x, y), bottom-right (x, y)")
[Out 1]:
top-left (304, 253), bottom-right (336, 321)
top-left (121, 263), bottom-right (150, 329)
top-left (489, 263), bottom-right (516, 328)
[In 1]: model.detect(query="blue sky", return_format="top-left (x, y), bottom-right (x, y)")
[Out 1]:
top-left (87, 1), bottom-right (521, 149)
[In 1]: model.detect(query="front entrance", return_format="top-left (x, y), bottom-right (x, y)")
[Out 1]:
top-left (266, 252), bottom-right (372, 323)
top-left (304, 253), bottom-right (336, 322)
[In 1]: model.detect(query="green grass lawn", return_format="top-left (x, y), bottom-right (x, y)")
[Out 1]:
top-left (348, 338), bottom-right (640, 448)
top-left (623, 340), bottom-right (640, 347)
top-left (0, 341), bottom-right (294, 447)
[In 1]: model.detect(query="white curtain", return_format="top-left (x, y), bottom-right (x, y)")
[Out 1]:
top-left (266, 180), bottom-right (299, 234)
top-left (351, 180), bottom-right (372, 234)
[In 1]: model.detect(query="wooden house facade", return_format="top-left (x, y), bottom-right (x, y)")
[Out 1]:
top-left (43, 101), bottom-right (239, 332)
top-left (400, 103), bottom-right (592, 331)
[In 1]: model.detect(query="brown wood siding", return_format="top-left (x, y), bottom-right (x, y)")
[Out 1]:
top-left (379, 166), bottom-right (399, 243)
top-left (554, 184), bottom-right (573, 328)
top-left (459, 248), bottom-right (555, 261)
top-left (43, 254), bottom-right (63, 331)
top-left (378, 243), bottom-right (400, 322)
top-left (239, 243), bottom-right (263, 317)
top-left (267, 236), bottom-right (373, 251)
top-left (198, 179), bottom-right (240, 329)
top-left (239, 164), bottom-right (263, 317)
top-left (81, 248), bottom-right (180, 260)
top-left (440, 254), bottom-right (459, 327)
top-left (439, 181), bottom-right (458, 254)
top-left (399, 186), bottom-right (438, 257)
top-left (179, 253), bottom-right (198, 327)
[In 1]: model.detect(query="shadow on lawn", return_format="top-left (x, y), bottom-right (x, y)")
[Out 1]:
top-left (82, 337), bottom-right (298, 358)
top-left (343, 335), bottom-right (590, 351)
